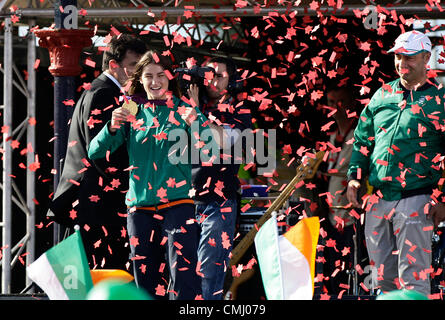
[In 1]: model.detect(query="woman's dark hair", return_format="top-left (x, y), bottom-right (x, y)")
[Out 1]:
top-left (101, 34), bottom-right (147, 71)
top-left (127, 50), bottom-right (180, 98)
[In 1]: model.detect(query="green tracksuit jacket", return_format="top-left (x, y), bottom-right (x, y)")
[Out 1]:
top-left (348, 78), bottom-right (445, 201)
top-left (88, 96), bottom-right (211, 208)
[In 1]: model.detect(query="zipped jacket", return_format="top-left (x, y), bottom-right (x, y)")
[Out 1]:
top-left (88, 96), bottom-right (211, 208)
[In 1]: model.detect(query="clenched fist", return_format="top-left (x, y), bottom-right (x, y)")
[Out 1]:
top-left (109, 107), bottom-right (131, 133)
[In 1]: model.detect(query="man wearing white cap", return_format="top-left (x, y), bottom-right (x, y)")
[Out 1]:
top-left (346, 30), bottom-right (445, 296)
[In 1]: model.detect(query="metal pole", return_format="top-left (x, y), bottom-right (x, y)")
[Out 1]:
top-left (2, 17), bottom-right (13, 295)
top-left (53, 76), bottom-right (76, 184)
top-left (52, 0), bottom-right (77, 245)
top-left (26, 19), bottom-right (36, 291)
top-left (14, 5), bottom-right (445, 18)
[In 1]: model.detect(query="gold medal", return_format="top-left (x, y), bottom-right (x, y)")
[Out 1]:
top-left (122, 99), bottom-right (138, 116)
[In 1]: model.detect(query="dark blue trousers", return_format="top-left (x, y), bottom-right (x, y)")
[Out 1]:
top-left (127, 203), bottom-right (202, 300)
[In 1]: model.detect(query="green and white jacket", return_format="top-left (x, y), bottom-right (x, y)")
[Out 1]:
top-left (88, 96), bottom-right (211, 208)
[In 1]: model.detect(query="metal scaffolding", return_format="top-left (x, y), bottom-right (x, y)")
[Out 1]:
top-left (1, 15), bottom-right (37, 294)
top-left (0, 0), bottom-right (443, 295)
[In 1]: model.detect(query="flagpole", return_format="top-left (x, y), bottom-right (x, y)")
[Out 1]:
top-left (271, 211), bottom-right (285, 300)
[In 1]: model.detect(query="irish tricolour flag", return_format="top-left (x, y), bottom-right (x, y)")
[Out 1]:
top-left (255, 215), bottom-right (319, 300)
top-left (27, 229), bottom-right (93, 300)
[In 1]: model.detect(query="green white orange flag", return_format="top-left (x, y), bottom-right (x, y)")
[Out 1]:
top-left (255, 214), bottom-right (319, 300)
top-left (26, 229), bottom-right (93, 300)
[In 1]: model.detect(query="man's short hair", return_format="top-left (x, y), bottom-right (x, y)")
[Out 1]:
top-left (206, 56), bottom-right (243, 94)
top-left (102, 34), bottom-right (147, 71)
top-left (207, 56), bottom-right (237, 79)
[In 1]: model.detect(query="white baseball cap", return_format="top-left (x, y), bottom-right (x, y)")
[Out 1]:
top-left (388, 30), bottom-right (432, 56)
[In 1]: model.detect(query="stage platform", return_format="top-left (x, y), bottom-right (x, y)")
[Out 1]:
top-left (0, 293), bottom-right (375, 300)
top-left (0, 294), bottom-right (48, 300)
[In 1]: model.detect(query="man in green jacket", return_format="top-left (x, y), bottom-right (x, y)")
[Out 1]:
top-left (346, 30), bottom-right (445, 296)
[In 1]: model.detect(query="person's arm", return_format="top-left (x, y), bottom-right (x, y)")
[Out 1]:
top-left (219, 100), bottom-right (252, 147)
top-left (208, 123), bottom-right (226, 147)
top-left (346, 95), bottom-right (377, 207)
top-left (428, 94), bottom-right (445, 228)
top-left (87, 106), bottom-right (129, 160)
top-left (187, 85), bottom-right (252, 149)
top-left (83, 87), bottom-right (121, 143)
top-left (183, 84), bottom-right (223, 146)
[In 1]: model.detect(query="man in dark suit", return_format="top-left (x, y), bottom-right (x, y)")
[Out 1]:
top-left (48, 34), bottom-right (147, 269)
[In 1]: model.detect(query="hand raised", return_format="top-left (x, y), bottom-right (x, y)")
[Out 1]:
top-left (181, 106), bottom-right (198, 127)
top-left (187, 84), bottom-right (200, 108)
top-left (109, 107), bottom-right (131, 133)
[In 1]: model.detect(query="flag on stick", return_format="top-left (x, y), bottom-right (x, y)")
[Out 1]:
top-left (255, 214), bottom-right (319, 300)
top-left (27, 228), bottom-right (93, 300)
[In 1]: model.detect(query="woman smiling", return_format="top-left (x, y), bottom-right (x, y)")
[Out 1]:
top-left (88, 50), bottom-right (208, 300)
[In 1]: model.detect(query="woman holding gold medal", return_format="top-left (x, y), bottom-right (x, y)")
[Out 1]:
top-left (88, 50), bottom-right (208, 300)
